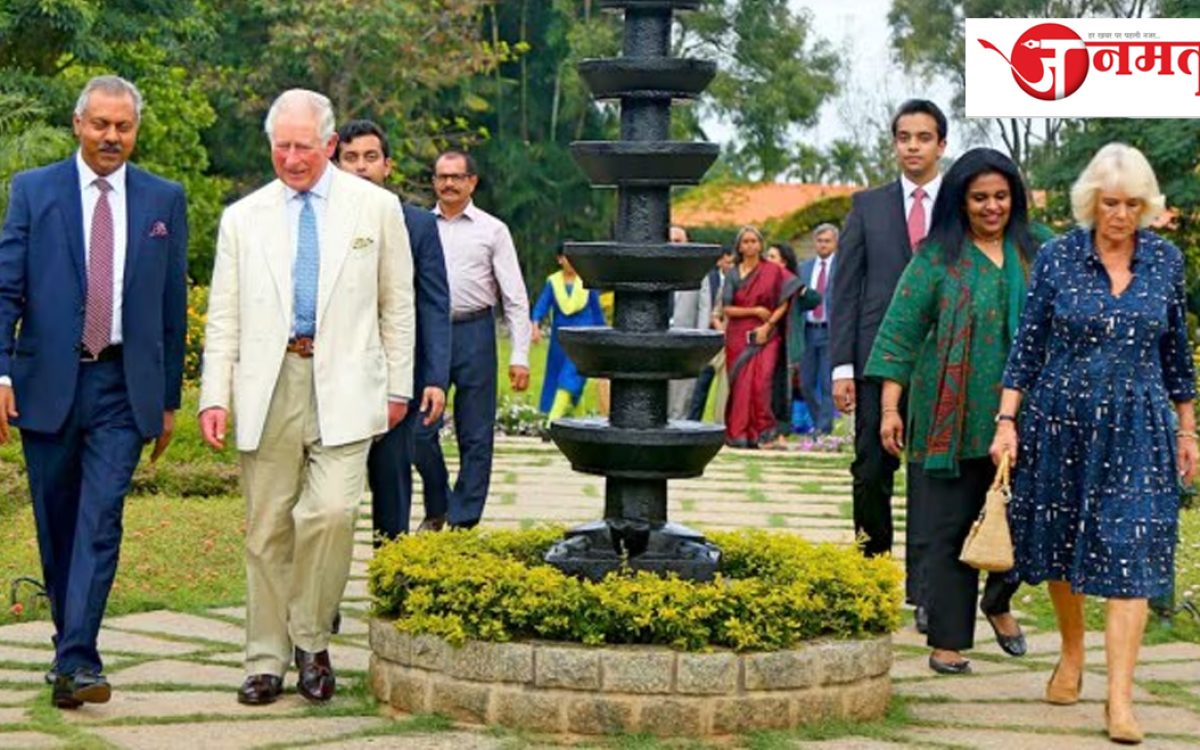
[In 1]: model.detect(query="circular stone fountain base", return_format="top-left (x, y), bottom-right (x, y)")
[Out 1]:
top-left (368, 619), bottom-right (891, 736)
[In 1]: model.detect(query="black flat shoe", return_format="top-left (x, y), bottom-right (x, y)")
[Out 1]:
top-left (985, 612), bottom-right (1027, 657)
top-left (928, 655), bottom-right (972, 675)
top-left (915, 606), bottom-right (929, 635)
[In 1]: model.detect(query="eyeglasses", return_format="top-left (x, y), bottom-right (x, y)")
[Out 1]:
top-left (433, 173), bottom-right (473, 184)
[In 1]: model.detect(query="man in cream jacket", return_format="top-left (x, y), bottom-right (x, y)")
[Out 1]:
top-left (198, 89), bottom-right (414, 706)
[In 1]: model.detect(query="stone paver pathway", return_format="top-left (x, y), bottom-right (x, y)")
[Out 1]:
top-left (0, 437), bottom-right (1197, 748)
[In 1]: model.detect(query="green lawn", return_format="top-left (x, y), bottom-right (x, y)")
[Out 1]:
top-left (493, 333), bottom-right (602, 416)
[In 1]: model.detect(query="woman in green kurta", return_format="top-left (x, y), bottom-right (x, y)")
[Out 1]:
top-left (865, 148), bottom-right (1050, 676)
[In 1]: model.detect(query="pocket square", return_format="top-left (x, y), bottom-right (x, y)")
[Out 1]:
top-left (352, 236), bottom-right (375, 250)
top-left (149, 221), bottom-right (169, 238)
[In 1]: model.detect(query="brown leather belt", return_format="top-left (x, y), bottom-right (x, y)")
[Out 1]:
top-left (286, 336), bottom-right (314, 358)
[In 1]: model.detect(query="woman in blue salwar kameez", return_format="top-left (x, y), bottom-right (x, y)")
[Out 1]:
top-left (531, 249), bottom-right (605, 420)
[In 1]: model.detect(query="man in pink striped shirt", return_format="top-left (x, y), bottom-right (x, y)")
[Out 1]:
top-left (419, 150), bottom-right (531, 530)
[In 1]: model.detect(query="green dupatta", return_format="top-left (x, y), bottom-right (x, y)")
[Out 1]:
top-left (923, 238), bottom-right (1027, 476)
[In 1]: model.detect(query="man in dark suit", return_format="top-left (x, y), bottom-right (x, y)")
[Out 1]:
top-left (0, 75), bottom-right (188, 707)
top-left (830, 99), bottom-right (945, 632)
top-left (796, 223), bottom-right (838, 435)
top-left (334, 120), bottom-right (451, 537)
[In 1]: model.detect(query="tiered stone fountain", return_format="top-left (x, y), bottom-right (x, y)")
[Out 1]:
top-left (545, 0), bottom-right (725, 581)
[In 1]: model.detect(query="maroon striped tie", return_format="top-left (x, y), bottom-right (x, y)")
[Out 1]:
top-left (82, 178), bottom-right (114, 358)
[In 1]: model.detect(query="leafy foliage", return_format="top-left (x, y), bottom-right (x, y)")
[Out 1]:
top-left (887, 0), bottom-right (1165, 165)
top-left (1028, 119), bottom-right (1200, 306)
top-left (469, 1), bottom-right (620, 286)
top-left (679, 0), bottom-right (840, 180)
top-left (0, 94), bottom-right (73, 216)
top-left (369, 527), bottom-right (902, 650)
top-left (766, 194), bottom-right (855, 244)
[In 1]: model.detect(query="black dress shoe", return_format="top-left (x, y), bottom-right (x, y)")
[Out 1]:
top-left (928, 655), bottom-right (972, 675)
top-left (416, 515), bottom-right (446, 532)
top-left (52, 671), bottom-right (111, 708)
top-left (985, 612), bottom-right (1027, 657)
top-left (51, 675), bottom-right (80, 709)
top-left (237, 674), bottom-right (283, 706)
top-left (294, 647), bottom-right (335, 702)
top-left (915, 606), bottom-right (929, 635)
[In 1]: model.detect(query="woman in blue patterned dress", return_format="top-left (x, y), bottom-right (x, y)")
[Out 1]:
top-left (990, 143), bottom-right (1197, 745)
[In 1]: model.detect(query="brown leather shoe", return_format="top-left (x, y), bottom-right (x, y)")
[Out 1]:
top-left (237, 674), bottom-right (283, 705)
top-left (294, 647), bottom-right (335, 702)
top-left (417, 515), bottom-right (447, 532)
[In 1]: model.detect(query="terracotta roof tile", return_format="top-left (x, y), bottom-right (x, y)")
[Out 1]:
top-left (672, 183), bottom-right (861, 228)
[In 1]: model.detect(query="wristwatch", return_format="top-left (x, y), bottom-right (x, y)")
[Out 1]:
top-left (994, 413), bottom-right (1016, 424)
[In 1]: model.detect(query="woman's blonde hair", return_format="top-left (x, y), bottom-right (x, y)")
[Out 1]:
top-left (1070, 143), bottom-right (1165, 228)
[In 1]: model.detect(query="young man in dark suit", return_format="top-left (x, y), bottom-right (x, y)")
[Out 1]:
top-left (829, 99), bottom-right (946, 633)
top-left (334, 119), bottom-right (452, 538)
top-left (0, 75), bottom-right (188, 707)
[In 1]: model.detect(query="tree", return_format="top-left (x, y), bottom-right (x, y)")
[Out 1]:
top-left (678, 0), bottom-right (841, 180)
top-left (0, 0), bottom-right (227, 281)
top-left (256, 0), bottom-right (501, 186)
top-left (0, 95), bottom-right (73, 217)
top-left (468, 0), bottom-right (620, 287)
top-left (1029, 118), bottom-right (1200, 307)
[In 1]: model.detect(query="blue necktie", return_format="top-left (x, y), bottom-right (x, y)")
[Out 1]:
top-left (293, 192), bottom-right (319, 337)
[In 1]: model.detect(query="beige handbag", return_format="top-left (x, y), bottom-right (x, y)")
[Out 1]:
top-left (959, 453), bottom-right (1015, 572)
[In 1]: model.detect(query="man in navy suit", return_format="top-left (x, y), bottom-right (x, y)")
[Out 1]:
top-left (0, 75), bottom-right (187, 708)
top-left (796, 224), bottom-right (838, 435)
top-left (830, 99), bottom-right (945, 633)
top-left (333, 120), bottom-right (451, 537)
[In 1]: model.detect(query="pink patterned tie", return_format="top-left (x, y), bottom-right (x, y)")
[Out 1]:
top-left (82, 178), bottom-right (114, 358)
top-left (907, 186), bottom-right (927, 251)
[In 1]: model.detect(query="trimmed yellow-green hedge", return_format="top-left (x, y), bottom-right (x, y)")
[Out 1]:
top-left (368, 528), bottom-right (902, 651)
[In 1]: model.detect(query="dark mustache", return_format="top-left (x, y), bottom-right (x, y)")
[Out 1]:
top-left (98, 143), bottom-right (122, 153)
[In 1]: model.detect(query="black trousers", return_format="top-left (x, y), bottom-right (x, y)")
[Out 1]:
top-left (770, 358), bottom-right (793, 436)
top-left (909, 457), bottom-right (1019, 651)
top-left (904, 461), bottom-right (931, 608)
top-left (851, 379), bottom-right (900, 556)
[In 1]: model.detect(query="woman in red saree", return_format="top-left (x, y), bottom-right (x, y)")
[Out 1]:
top-left (723, 226), bottom-right (810, 447)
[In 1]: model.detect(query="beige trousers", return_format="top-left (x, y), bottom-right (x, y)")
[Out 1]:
top-left (240, 354), bottom-right (370, 677)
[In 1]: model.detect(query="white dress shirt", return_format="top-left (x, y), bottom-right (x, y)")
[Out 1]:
top-left (434, 200), bottom-right (531, 368)
top-left (77, 151), bottom-right (128, 345)
top-left (831, 172), bottom-right (943, 383)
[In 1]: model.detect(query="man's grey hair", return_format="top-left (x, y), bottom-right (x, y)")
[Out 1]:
top-left (812, 223), bottom-right (839, 240)
top-left (264, 89), bottom-right (336, 143)
top-left (74, 75), bottom-right (143, 121)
